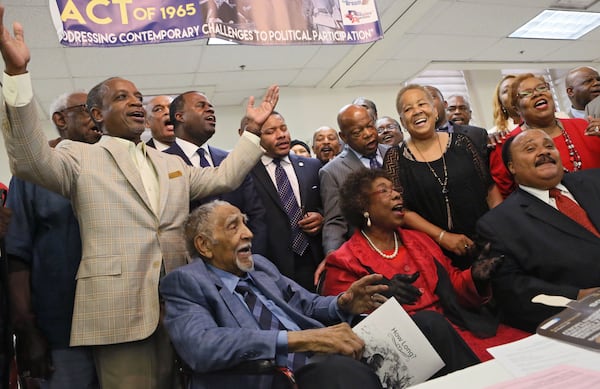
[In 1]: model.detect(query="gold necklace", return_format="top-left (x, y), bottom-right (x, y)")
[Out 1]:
top-left (360, 230), bottom-right (398, 259)
top-left (411, 133), bottom-right (453, 230)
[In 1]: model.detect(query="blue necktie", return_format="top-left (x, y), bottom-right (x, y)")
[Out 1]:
top-left (273, 159), bottom-right (309, 256)
top-left (366, 154), bottom-right (381, 169)
top-left (197, 148), bottom-right (211, 167)
top-left (236, 279), bottom-right (283, 330)
top-left (236, 278), bottom-right (308, 371)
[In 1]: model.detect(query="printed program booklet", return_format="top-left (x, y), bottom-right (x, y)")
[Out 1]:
top-left (537, 291), bottom-right (600, 350)
top-left (353, 298), bottom-right (444, 388)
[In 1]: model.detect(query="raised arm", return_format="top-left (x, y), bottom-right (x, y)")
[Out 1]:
top-left (0, 5), bottom-right (30, 75)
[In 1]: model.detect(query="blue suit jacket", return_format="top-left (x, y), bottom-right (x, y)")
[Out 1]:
top-left (250, 154), bottom-right (324, 279)
top-left (164, 142), bottom-right (268, 255)
top-left (160, 255), bottom-right (340, 388)
top-left (477, 169), bottom-right (600, 332)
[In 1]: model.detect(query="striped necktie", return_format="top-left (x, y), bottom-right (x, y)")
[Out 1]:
top-left (273, 159), bottom-right (309, 255)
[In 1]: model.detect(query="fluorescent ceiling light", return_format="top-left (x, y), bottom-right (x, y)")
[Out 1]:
top-left (509, 9), bottom-right (600, 39)
top-left (207, 37), bottom-right (238, 45)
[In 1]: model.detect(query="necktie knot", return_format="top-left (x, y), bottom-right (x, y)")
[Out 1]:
top-left (365, 153), bottom-right (381, 169)
top-left (548, 188), bottom-right (562, 198)
top-left (197, 148), bottom-right (211, 167)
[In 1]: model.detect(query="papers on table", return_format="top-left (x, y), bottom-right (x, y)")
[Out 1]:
top-left (487, 334), bottom-right (600, 377)
top-left (485, 365), bottom-right (600, 389)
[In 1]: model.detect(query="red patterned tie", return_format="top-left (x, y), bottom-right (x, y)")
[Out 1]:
top-left (549, 188), bottom-right (600, 238)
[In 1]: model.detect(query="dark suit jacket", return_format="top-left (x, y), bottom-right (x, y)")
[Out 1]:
top-left (250, 155), bottom-right (324, 279)
top-left (476, 169), bottom-right (600, 332)
top-left (164, 143), bottom-right (268, 255)
top-left (319, 144), bottom-right (389, 254)
top-left (146, 138), bottom-right (157, 149)
top-left (160, 255), bottom-right (339, 389)
top-left (451, 122), bottom-right (489, 161)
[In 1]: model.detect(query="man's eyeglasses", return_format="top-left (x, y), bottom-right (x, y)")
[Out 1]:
top-left (517, 83), bottom-right (550, 99)
top-left (59, 104), bottom-right (88, 114)
top-left (376, 124), bottom-right (399, 134)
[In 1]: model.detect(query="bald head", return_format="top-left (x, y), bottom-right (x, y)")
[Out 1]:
top-left (337, 104), bottom-right (378, 156)
top-left (565, 66), bottom-right (600, 110)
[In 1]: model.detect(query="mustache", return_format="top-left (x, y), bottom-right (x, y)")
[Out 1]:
top-left (534, 153), bottom-right (556, 167)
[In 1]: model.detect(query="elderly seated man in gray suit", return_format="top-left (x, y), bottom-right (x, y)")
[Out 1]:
top-left (160, 200), bottom-right (388, 389)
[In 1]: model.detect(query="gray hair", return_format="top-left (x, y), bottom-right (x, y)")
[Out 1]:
top-left (183, 200), bottom-right (230, 257)
top-left (48, 93), bottom-right (70, 117)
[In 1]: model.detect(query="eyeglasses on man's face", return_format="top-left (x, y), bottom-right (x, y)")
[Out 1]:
top-left (517, 83), bottom-right (550, 99)
top-left (59, 104), bottom-right (88, 114)
top-left (376, 124), bottom-right (399, 134)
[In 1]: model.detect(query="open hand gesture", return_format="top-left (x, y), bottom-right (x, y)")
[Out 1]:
top-left (244, 85), bottom-right (279, 135)
top-left (0, 6), bottom-right (30, 75)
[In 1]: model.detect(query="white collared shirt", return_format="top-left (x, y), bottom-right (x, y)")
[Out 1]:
top-left (261, 154), bottom-right (302, 206)
top-left (102, 136), bottom-right (160, 215)
top-left (519, 183), bottom-right (578, 210)
top-left (347, 147), bottom-right (383, 169)
top-left (175, 138), bottom-right (214, 167)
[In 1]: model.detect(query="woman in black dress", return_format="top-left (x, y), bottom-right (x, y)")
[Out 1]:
top-left (384, 84), bottom-right (502, 269)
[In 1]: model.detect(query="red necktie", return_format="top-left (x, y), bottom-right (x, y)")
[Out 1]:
top-left (549, 188), bottom-right (600, 238)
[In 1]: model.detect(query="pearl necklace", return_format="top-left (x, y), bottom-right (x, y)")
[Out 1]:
top-left (361, 230), bottom-right (398, 259)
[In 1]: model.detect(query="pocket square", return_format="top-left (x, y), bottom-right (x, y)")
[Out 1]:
top-left (168, 170), bottom-right (182, 179)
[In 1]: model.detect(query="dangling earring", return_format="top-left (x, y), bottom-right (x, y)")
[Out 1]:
top-left (363, 211), bottom-right (372, 228)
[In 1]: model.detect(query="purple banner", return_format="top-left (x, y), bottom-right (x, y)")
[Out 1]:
top-left (49, 0), bottom-right (383, 47)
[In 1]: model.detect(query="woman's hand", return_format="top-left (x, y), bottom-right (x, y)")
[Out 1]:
top-left (439, 231), bottom-right (474, 256)
top-left (584, 117), bottom-right (600, 136)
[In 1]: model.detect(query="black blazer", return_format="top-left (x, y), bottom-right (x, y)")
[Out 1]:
top-left (250, 154), bottom-right (324, 280)
top-left (451, 122), bottom-right (489, 161)
top-left (476, 169), bottom-right (600, 332)
top-left (164, 142), bottom-right (268, 255)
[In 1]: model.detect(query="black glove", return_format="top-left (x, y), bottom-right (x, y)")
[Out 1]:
top-left (470, 243), bottom-right (504, 293)
top-left (390, 272), bottom-right (422, 305)
top-left (15, 322), bottom-right (54, 381)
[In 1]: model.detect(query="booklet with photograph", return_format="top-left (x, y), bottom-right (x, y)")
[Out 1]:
top-left (353, 298), bottom-right (444, 388)
top-left (536, 290), bottom-right (600, 350)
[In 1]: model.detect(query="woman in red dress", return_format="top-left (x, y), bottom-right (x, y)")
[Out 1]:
top-left (489, 73), bottom-right (600, 198)
top-left (322, 169), bottom-right (529, 362)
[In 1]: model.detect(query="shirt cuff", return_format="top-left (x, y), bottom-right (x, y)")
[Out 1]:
top-left (332, 294), bottom-right (354, 323)
top-left (241, 130), bottom-right (261, 145)
top-left (275, 330), bottom-right (289, 366)
top-left (2, 72), bottom-right (33, 107)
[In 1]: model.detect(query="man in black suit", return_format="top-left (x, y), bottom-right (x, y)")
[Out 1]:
top-left (476, 130), bottom-right (600, 332)
top-left (165, 91), bottom-right (267, 255)
top-left (424, 86), bottom-right (489, 160)
top-left (250, 112), bottom-right (324, 291)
